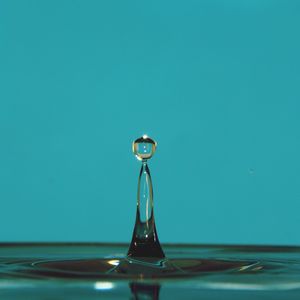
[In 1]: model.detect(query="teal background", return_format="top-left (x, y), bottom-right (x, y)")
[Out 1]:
top-left (0, 0), bottom-right (299, 245)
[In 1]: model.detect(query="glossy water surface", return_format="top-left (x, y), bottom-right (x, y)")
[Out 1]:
top-left (1, 243), bottom-right (300, 299)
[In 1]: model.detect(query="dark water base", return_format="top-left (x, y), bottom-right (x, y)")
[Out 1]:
top-left (27, 257), bottom-right (259, 279)
top-left (1, 243), bottom-right (300, 299)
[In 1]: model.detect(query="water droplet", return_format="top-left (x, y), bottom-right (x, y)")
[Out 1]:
top-left (133, 135), bottom-right (157, 161)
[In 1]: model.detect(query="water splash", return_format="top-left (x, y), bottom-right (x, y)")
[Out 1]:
top-left (0, 136), bottom-right (276, 289)
top-left (127, 135), bottom-right (165, 259)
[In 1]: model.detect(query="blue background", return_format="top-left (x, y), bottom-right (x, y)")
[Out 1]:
top-left (0, 0), bottom-right (299, 245)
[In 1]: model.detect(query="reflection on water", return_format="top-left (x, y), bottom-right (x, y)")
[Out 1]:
top-left (130, 283), bottom-right (160, 300)
top-left (1, 243), bottom-right (300, 299)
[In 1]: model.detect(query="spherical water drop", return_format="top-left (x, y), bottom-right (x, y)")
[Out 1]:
top-left (132, 135), bottom-right (157, 161)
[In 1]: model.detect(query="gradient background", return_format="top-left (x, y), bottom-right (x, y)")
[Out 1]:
top-left (0, 0), bottom-right (299, 245)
